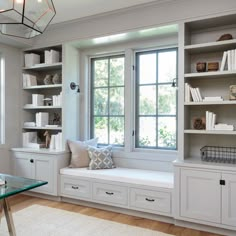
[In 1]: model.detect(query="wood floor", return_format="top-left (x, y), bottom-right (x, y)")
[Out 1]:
top-left (7, 194), bottom-right (221, 236)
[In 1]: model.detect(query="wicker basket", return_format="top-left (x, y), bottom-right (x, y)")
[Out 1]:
top-left (200, 146), bottom-right (236, 164)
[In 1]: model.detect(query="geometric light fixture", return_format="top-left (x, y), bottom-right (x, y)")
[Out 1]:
top-left (0, 0), bottom-right (56, 39)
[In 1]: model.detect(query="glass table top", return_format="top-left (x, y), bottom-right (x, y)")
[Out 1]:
top-left (0, 173), bottom-right (48, 199)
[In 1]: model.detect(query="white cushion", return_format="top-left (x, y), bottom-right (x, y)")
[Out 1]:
top-left (60, 167), bottom-right (174, 189)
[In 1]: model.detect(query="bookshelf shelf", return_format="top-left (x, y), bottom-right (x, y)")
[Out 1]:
top-left (23, 106), bottom-right (62, 109)
top-left (185, 71), bottom-right (236, 79)
top-left (23, 126), bottom-right (62, 131)
top-left (23, 62), bottom-right (62, 71)
top-left (185, 39), bottom-right (236, 54)
top-left (184, 130), bottom-right (236, 135)
top-left (23, 84), bottom-right (62, 90)
top-left (184, 101), bottom-right (236, 105)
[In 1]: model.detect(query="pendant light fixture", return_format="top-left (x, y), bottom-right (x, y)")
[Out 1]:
top-left (0, 0), bottom-right (56, 38)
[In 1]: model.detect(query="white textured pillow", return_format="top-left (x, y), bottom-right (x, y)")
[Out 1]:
top-left (68, 138), bottom-right (98, 168)
top-left (87, 145), bottom-right (115, 170)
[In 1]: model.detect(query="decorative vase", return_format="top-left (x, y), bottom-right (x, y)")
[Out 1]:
top-left (43, 75), bottom-right (53, 85)
top-left (52, 73), bottom-right (61, 84)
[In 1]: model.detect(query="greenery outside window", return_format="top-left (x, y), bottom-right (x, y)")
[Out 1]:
top-left (90, 55), bottom-right (125, 146)
top-left (135, 48), bottom-right (177, 150)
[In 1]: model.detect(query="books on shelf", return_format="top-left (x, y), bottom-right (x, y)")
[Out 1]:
top-left (203, 96), bottom-right (223, 102)
top-left (206, 111), bottom-right (216, 130)
top-left (45, 50), bottom-right (60, 64)
top-left (220, 49), bottom-right (236, 71)
top-left (32, 94), bottom-right (44, 106)
top-left (24, 122), bottom-right (36, 127)
top-left (214, 123), bottom-right (234, 131)
top-left (52, 92), bottom-right (62, 106)
top-left (23, 74), bottom-right (37, 88)
top-left (185, 83), bottom-right (202, 102)
top-left (35, 112), bottom-right (49, 127)
top-left (22, 132), bottom-right (37, 147)
top-left (50, 132), bottom-right (62, 150)
top-left (24, 53), bottom-right (40, 67)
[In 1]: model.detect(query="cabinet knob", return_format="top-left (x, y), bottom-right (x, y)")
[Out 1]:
top-left (105, 191), bottom-right (114, 195)
top-left (145, 198), bottom-right (155, 202)
top-left (220, 179), bottom-right (225, 185)
top-left (30, 159), bottom-right (34, 163)
top-left (71, 186), bottom-right (79, 190)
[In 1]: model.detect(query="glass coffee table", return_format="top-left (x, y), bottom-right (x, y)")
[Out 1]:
top-left (0, 173), bottom-right (47, 236)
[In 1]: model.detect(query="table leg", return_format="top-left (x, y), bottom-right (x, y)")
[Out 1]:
top-left (3, 198), bottom-right (16, 236)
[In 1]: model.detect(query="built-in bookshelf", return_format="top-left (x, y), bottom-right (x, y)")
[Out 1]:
top-left (21, 45), bottom-right (64, 151)
top-left (182, 14), bottom-right (236, 162)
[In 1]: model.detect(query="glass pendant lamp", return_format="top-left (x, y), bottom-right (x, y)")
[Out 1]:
top-left (0, 0), bottom-right (56, 38)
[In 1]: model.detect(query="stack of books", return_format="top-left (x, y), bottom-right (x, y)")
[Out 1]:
top-left (35, 112), bottom-right (49, 127)
top-left (206, 111), bottom-right (216, 130)
top-left (22, 74), bottom-right (37, 88)
top-left (32, 94), bottom-right (44, 106)
top-left (185, 83), bottom-right (202, 102)
top-left (220, 49), bottom-right (236, 71)
top-left (52, 92), bottom-right (62, 106)
top-left (44, 50), bottom-right (60, 64)
top-left (202, 96), bottom-right (223, 102)
top-left (50, 132), bottom-right (63, 150)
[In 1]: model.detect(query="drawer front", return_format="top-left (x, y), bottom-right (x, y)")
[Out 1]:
top-left (61, 176), bottom-right (91, 199)
top-left (130, 188), bottom-right (171, 214)
top-left (93, 182), bottom-right (128, 206)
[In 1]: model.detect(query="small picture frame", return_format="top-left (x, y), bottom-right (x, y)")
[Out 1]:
top-left (229, 85), bottom-right (236, 100)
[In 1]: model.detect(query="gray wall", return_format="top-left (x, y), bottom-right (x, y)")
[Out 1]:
top-left (0, 44), bottom-right (21, 173)
top-left (33, 0), bottom-right (236, 47)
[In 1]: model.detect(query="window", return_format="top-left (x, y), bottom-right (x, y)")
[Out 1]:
top-left (90, 55), bottom-right (125, 146)
top-left (135, 48), bottom-right (177, 150)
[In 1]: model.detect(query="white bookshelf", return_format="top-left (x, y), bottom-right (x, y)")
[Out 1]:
top-left (23, 105), bottom-right (62, 109)
top-left (184, 101), bottom-right (236, 105)
top-left (23, 84), bottom-right (62, 90)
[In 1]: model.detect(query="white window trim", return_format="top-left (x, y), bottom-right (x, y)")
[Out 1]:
top-left (80, 36), bottom-right (178, 161)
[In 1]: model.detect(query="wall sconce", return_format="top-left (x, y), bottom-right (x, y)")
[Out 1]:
top-left (70, 82), bottom-right (80, 93)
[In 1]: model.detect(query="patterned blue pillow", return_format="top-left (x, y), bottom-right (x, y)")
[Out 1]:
top-left (87, 145), bottom-right (115, 170)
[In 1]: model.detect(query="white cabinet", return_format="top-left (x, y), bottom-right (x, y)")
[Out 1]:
top-left (175, 164), bottom-right (236, 229)
top-left (222, 173), bottom-right (236, 226)
top-left (12, 149), bottom-right (70, 196)
top-left (180, 169), bottom-right (221, 223)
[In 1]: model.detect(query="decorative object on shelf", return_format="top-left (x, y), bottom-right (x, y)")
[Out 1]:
top-left (70, 82), bottom-right (80, 93)
top-left (52, 73), bottom-right (62, 84)
top-left (0, 0), bottom-right (56, 39)
top-left (193, 117), bottom-right (206, 130)
top-left (229, 85), bottom-right (236, 100)
top-left (43, 75), bottom-right (53, 85)
top-left (217, 33), bottom-right (233, 41)
top-left (201, 146), bottom-right (236, 164)
top-left (207, 62), bottom-right (219, 71)
top-left (44, 131), bottom-right (51, 149)
top-left (196, 62), bottom-right (206, 72)
top-left (43, 98), bottom-right (53, 106)
top-left (53, 113), bottom-right (61, 125)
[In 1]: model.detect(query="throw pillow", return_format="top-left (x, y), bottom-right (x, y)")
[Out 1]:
top-left (87, 145), bottom-right (115, 170)
top-left (68, 138), bottom-right (98, 168)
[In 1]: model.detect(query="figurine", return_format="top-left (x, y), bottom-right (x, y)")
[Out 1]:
top-left (44, 130), bottom-right (51, 148)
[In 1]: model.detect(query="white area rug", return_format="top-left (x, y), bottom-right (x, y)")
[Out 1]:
top-left (0, 205), bottom-right (173, 236)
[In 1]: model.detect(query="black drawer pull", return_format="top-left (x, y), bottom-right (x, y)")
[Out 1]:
top-left (105, 191), bottom-right (114, 195)
top-left (30, 159), bottom-right (34, 163)
top-left (71, 186), bottom-right (79, 190)
top-left (145, 198), bottom-right (155, 202)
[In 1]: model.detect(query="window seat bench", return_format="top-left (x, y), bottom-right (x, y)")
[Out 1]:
top-left (60, 167), bottom-right (174, 218)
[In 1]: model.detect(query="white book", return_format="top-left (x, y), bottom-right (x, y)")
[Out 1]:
top-left (195, 88), bottom-right (202, 102)
top-left (231, 49), bottom-right (235, 70)
top-left (234, 49), bottom-right (236, 71)
top-left (50, 135), bottom-right (56, 150)
top-left (206, 111), bottom-right (209, 130)
top-left (185, 83), bottom-right (189, 102)
top-left (227, 50), bottom-right (232, 71)
top-left (190, 87), bottom-right (198, 102)
top-left (212, 113), bottom-right (216, 130)
top-left (220, 51), bottom-right (227, 71)
top-left (203, 96), bottom-right (223, 101)
top-left (208, 112), bottom-right (213, 130)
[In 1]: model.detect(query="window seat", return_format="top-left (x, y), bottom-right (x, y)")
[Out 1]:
top-left (60, 167), bottom-right (174, 189)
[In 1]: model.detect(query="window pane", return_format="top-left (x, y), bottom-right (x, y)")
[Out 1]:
top-left (110, 57), bottom-right (124, 86)
top-left (158, 117), bottom-right (176, 148)
top-left (94, 59), bottom-right (108, 87)
top-left (139, 117), bottom-right (156, 147)
top-left (158, 50), bottom-right (176, 83)
top-left (139, 85), bottom-right (156, 115)
top-left (110, 87), bottom-right (124, 115)
top-left (139, 53), bottom-right (156, 84)
top-left (158, 85), bottom-right (176, 115)
top-left (94, 117), bottom-right (108, 144)
top-left (94, 88), bottom-right (108, 115)
top-left (110, 117), bottom-right (124, 145)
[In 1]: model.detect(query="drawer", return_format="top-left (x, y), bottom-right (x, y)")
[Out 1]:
top-left (93, 182), bottom-right (128, 206)
top-left (130, 188), bottom-right (171, 214)
top-left (61, 176), bottom-right (91, 199)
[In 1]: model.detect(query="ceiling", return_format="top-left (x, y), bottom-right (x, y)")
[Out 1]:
top-left (52, 0), bottom-right (165, 24)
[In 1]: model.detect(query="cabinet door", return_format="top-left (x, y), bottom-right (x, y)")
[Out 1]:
top-left (180, 169), bottom-right (221, 224)
top-left (14, 153), bottom-right (32, 179)
top-left (32, 155), bottom-right (54, 194)
top-left (222, 173), bottom-right (236, 227)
